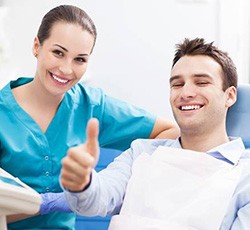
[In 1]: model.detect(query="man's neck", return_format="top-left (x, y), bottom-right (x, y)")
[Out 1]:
top-left (180, 130), bottom-right (230, 152)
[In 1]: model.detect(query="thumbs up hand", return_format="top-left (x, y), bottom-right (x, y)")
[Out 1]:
top-left (61, 118), bottom-right (100, 192)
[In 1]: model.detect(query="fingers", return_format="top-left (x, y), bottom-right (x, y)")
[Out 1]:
top-left (86, 118), bottom-right (99, 161)
top-left (61, 145), bottom-right (94, 192)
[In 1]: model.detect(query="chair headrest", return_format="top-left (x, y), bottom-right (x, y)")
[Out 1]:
top-left (226, 84), bottom-right (250, 148)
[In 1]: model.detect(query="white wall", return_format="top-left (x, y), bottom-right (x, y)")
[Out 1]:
top-left (0, 0), bottom-right (249, 119)
top-left (218, 0), bottom-right (250, 84)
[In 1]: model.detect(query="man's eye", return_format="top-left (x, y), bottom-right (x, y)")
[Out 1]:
top-left (171, 83), bottom-right (184, 88)
top-left (197, 81), bottom-right (209, 86)
top-left (52, 50), bottom-right (63, 56)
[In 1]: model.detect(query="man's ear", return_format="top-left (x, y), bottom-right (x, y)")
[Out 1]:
top-left (225, 86), bottom-right (237, 108)
top-left (32, 37), bottom-right (40, 58)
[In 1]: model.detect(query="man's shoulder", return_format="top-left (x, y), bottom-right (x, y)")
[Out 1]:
top-left (240, 149), bottom-right (250, 171)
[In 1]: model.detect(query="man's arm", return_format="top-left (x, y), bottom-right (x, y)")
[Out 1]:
top-left (61, 118), bottom-right (133, 216)
top-left (63, 152), bottom-right (133, 217)
top-left (230, 203), bottom-right (250, 230)
top-left (149, 117), bottom-right (179, 139)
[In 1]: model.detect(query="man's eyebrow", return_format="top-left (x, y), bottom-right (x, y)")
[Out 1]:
top-left (169, 75), bottom-right (181, 83)
top-left (53, 44), bottom-right (89, 56)
top-left (192, 74), bottom-right (215, 82)
top-left (169, 74), bottom-right (213, 83)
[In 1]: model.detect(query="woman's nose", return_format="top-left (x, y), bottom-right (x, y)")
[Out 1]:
top-left (59, 60), bottom-right (73, 75)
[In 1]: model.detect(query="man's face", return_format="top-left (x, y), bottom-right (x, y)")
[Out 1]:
top-left (169, 55), bottom-right (235, 135)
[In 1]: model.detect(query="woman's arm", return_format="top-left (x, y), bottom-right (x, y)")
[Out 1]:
top-left (7, 213), bottom-right (39, 223)
top-left (7, 192), bottom-right (72, 223)
top-left (149, 117), bottom-right (180, 139)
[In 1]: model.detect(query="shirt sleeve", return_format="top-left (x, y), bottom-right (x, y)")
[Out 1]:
top-left (64, 147), bottom-right (134, 216)
top-left (230, 203), bottom-right (250, 230)
top-left (62, 139), bottom-right (160, 216)
top-left (220, 159), bottom-right (250, 230)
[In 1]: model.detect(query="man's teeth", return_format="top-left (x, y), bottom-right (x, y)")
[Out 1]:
top-left (52, 75), bottom-right (68, 83)
top-left (181, 105), bottom-right (201, 110)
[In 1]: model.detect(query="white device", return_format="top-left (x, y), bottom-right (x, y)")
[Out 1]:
top-left (0, 168), bottom-right (41, 230)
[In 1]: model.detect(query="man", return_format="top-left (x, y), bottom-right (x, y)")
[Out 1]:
top-left (60, 38), bottom-right (250, 230)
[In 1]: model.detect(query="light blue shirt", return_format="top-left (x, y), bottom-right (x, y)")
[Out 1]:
top-left (0, 78), bottom-right (156, 230)
top-left (65, 137), bottom-right (250, 230)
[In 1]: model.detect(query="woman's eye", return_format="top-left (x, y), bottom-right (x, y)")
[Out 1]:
top-left (76, 57), bottom-right (87, 63)
top-left (52, 50), bottom-right (63, 56)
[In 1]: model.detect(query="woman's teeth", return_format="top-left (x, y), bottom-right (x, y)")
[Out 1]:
top-left (52, 74), bottom-right (69, 84)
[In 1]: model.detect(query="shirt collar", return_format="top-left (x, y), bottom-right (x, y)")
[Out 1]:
top-left (208, 137), bottom-right (245, 164)
top-left (170, 137), bottom-right (245, 165)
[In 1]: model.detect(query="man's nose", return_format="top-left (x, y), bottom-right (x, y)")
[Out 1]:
top-left (180, 83), bottom-right (197, 99)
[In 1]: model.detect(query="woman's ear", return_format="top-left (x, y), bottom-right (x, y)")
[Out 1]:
top-left (225, 86), bottom-right (237, 108)
top-left (32, 37), bottom-right (40, 58)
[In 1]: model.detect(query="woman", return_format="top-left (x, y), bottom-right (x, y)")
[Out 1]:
top-left (0, 5), bottom-right (178, 229)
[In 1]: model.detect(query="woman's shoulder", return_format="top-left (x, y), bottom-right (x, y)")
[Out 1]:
top-left (67, 82), bottom-right (105, 105)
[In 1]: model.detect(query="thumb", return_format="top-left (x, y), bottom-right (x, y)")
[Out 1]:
top-left (86, 118), bottom-right (100, 162)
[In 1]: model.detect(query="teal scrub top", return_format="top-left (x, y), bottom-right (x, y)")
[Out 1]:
top-left (0, 78), bottom-right (156, 229)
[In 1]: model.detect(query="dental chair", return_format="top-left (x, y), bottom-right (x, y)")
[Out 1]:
top-left (226, 84), bottom-right (250, 148)
top-left (0, 168), bottom-right (41, 230)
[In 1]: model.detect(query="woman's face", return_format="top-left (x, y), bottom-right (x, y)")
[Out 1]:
top-left (33, 21), bottom-right (95, 96)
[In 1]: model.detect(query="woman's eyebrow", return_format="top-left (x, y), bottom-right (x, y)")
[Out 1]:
top-left (53, 44), bottom-right (89, 56)
top-left (53, 44), bottom-right (68, 52)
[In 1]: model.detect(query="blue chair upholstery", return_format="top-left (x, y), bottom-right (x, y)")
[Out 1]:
top-left (75, 148), bottom-right (122, 230)
top-left (226, 84), bottom-right (250, 148)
